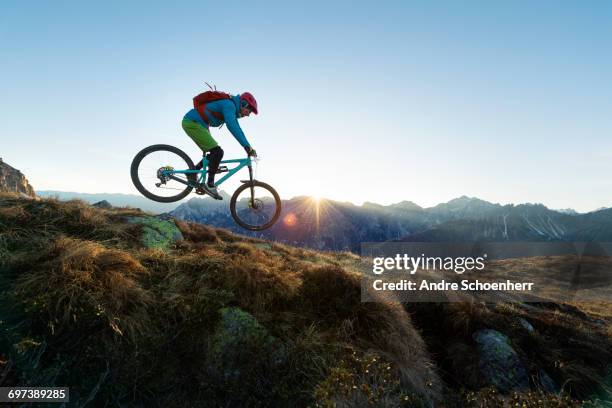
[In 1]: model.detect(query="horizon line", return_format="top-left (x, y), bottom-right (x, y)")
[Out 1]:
top-left (34, 189), bottom-right (610, 214)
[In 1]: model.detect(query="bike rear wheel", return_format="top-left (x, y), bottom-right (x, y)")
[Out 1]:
top-left (230, 181), bottom-right (281, 231)
top-left (130, 144), bottom-right (197, 203)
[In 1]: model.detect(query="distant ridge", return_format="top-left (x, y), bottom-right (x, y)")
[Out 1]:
top-left (36, 190), bottom-right (186, 214)
top-left (555, 208), bottom-right (579, 215)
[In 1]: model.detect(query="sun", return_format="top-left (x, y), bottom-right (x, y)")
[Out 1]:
top-left (283, 213), bottom-right (297, 227)
top-left (311, 194), bottom-right (322, 204)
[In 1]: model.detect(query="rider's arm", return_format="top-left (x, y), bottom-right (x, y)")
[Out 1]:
top-left (221, 103), bottom-right (251, 149)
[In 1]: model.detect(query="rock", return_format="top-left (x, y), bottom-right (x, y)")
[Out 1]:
top-left (125, 215), bottom-right (183, 249)
top-left (92, 200), bottom-right (112, 209)
top-left (518, 318), bottom-right (535, 333)
top-left (0, 159), bottom-right (36, 197)
top-left (208, 307), bottom-right (285, 382)
top-left (473, 329), bottom-right (529, 393)
top-left (537, 369), bottom-right (560, 394)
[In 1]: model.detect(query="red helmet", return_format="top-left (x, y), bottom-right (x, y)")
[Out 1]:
top-left (240, 92), bottom-right (258, 114)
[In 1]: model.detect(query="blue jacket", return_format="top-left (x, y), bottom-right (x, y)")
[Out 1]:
top-left (183, 95), bottom-right (251, 148)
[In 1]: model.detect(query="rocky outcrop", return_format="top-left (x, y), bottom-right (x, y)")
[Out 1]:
top-left (125, 215), bottom-right (184, 250)
top-left (205, 307), bottom-right (287, 402)
top-left (92, 200), bottom-right (112, 209)
top-left (473, 329), bottom-right (530, 393)
top-left (208, 307), bottom-right (285, 380)
top-left (0, 158), bottom-right (35, 197)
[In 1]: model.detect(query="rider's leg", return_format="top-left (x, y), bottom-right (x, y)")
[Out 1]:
top-left (181, 119), bottom-right (223, 199)
top-left (206, 146), bottom-right (224, 187)
top-left (182, 119), bottom-right (219, 181)
top-left (181, 119), bottom-right (218, 152)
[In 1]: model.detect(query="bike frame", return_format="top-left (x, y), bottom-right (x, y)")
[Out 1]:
top-left (162, 156), bottom-right (253, 187)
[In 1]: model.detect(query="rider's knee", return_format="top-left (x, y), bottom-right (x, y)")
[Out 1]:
top-left (209, 146), bottom-right (224, 160)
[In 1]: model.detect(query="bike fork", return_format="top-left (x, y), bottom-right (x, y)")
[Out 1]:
top-left (248, 165), bottom-right (255, 204)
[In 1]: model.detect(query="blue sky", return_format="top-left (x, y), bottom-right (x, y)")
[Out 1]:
top-left (1, 1), bottom-right (611, 212)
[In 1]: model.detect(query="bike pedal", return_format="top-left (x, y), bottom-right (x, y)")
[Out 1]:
top-left (216, 166), bottom-right (228, 174)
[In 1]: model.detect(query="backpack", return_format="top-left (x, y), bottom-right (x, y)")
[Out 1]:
top-left (193, 90), bottom-right (231, 124)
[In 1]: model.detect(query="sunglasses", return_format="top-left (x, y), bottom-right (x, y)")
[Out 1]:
top-left (240, 100), bottom-right (253, 112)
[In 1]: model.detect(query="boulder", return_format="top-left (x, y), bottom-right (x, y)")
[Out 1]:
top-left (208, 307), bottom-right (285, 382)
top-left (473, 329), bottom-right (529, 393)
top-left (518, 317), bottom-right (535, 333)
top-left (126, 216), bottom-right (183, 250)
top-left (92, 200), bottom-right (112, 209)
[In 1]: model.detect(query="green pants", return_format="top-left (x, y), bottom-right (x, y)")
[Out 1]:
top-left (181, 119), bottom-right (219, 151)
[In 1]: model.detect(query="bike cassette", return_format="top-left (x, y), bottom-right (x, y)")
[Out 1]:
top-left (157, 166), bottom-right (174, 180)
top-left (156, 165), bottom-right (174, 182)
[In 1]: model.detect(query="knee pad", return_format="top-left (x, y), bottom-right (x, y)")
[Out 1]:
top-left (208, 146), bottom-right (224, 161)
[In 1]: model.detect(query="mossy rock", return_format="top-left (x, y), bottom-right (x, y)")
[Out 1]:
top-left (126, 216), bottom-right (183, 250)
top-left (473, 329), bottom-right (529, 393)
top-left (206, 307), bottom-right (286, 397)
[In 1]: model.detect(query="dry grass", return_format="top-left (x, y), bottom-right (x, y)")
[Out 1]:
top-left (314, 350), bottom-right (429, 407)
top-left (0, 194), bottom-right (141, 250)
top-left (0, 195), bottom-right (442, 407)
top-left (405, 296), bottom-right (612, 404)
top-left (459, 386), bottom-right (588, 407)
top-left (173, 219), bottom-right (220, 244)
top-left (1, 195), bottom-right (610, 406)
top-left (12, 237), bottom-right (152, 341)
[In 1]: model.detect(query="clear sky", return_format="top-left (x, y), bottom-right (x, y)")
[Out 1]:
top-left (1, 1), bottom-right (611, 212)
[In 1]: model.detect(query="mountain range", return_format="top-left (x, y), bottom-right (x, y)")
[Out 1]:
top-left (168, 194), bottom-right (612, 251)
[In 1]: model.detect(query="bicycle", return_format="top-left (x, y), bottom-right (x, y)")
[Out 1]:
top-left (130, 144), bottom-right (281, 231)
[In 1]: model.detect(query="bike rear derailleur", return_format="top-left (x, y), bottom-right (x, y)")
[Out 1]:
top-left (155, 166), bottom-right (174, 187)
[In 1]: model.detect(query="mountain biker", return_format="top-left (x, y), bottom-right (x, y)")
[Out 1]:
top-left (182, 92), bottom-right (258, 199)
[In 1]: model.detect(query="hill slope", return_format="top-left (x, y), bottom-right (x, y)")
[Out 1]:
top-left (0, 194), bottom-right (439, 407)
top-left (1, 194), bottom-right (610, 407)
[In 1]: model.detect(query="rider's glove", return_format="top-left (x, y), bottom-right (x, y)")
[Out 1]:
top-left (245, 146), bottom-right (257, 157)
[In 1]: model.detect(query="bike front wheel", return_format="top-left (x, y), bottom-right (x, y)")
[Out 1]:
top-left (230, 181), bottom-right (281, 231)
top-left (130, 144), bottom-right (197, 203)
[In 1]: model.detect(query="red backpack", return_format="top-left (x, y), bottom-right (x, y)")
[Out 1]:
top-left (193, 90), bottom-right (231, 124)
